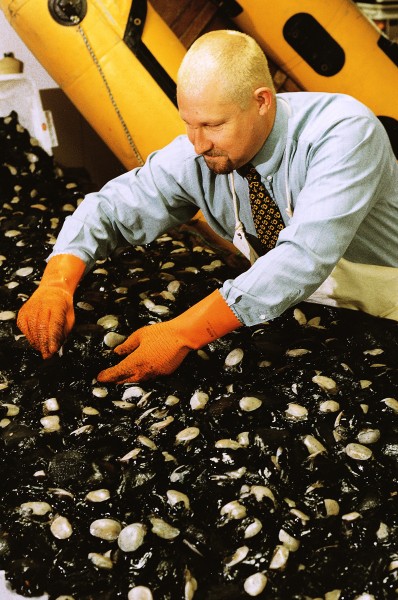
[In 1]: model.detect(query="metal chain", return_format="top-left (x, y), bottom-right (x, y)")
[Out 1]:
top-left (77, 24), bottom-right (144, 166)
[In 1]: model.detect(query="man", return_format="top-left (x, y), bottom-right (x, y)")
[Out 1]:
top-left (17, 30), bottom-right (398, 383)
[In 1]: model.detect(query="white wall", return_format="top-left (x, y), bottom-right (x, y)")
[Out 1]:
top-left (0, 10), bottom-right (57, 89)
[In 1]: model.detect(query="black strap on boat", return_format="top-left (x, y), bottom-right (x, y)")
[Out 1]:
top-left (378, 34), bottom-right (398, 68)
top-left (123, 0), bottom-right (178, 107)
top-left (209, 0), bottom-right (243, 18)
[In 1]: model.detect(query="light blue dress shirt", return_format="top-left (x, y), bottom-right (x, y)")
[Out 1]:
top-left (50, 92), bottom-right (398, 326)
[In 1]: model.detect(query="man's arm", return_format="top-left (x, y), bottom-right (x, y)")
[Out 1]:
top-left (221, 113), bottom-right (397, 326)
top-left (17, 140), bottom-right (199, 358)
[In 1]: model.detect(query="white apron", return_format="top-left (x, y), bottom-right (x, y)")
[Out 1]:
top-left (306, 257), bottom-right (398, 320)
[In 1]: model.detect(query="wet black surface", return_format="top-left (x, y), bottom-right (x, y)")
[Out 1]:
top-left (0, 111), bottom-right (397, 599)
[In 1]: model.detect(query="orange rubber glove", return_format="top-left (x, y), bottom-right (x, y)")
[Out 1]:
top-left (17, 254), bottom-right (86, 359)
top-left (97, 290), bottom-right (242, 383)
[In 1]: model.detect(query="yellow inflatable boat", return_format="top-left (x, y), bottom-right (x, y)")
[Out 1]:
top-left (1, 0), bottom-right (397, 164)
top-left (0, 0), bottom-right (186, 169)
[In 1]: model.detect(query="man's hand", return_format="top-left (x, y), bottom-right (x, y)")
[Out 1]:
top-left (16, 254), bottom-right (86, 359)
top-left (97, 289), bottom-right (242, 383)
top-left (97, 321), bottom-right (191, 383)
top-left (17, 287), bottom-right (75, 359)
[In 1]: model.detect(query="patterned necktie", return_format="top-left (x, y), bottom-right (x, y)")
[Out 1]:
top-left (239, 163), bottom-right (285, 251)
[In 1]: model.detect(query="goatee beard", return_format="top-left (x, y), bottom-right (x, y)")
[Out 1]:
top-left (204, 156), bottom-right (234, 175)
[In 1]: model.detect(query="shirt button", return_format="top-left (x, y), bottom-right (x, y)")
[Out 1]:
top-left (266, 175), bottom-right (272, 181)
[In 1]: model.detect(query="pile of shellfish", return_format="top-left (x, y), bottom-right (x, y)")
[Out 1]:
top-left (0, 111), bottom-right (397, 600)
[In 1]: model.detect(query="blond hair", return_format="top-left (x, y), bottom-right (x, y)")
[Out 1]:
top-left (177, 30), bottom-right (275, 108)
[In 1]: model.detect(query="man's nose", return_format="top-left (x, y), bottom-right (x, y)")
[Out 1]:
top-left (191, 128), bottom-right (212, 155)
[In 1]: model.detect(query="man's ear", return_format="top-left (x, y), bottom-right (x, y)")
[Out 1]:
top-left (254, 87), bottom-right (274, 115)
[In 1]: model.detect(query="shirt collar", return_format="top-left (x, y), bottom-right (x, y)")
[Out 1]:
top-left (250, 95), bottom-right (289, 177)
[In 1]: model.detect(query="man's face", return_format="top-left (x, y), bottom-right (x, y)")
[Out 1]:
top-left (177, 82), bottom-right (269, 175)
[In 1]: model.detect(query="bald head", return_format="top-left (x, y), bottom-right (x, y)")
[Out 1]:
top-left (177, 30), bottom-right (275, 109)
top-left (177, 31), bottom-right (276, 173)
